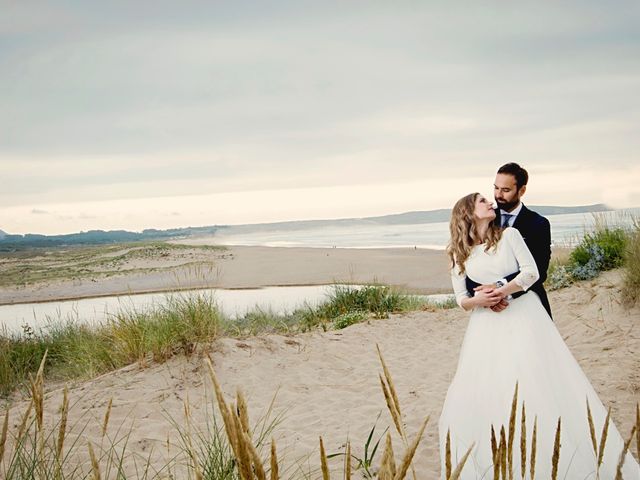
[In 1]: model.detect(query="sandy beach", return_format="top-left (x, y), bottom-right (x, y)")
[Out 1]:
top-left (0, 243), bottom-right (573, 306)
top-left (0, 245), bottom-right (452, 305)
top-left (3, 270), bottom-right (638, 478)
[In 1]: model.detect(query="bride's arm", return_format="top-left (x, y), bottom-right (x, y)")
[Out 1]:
top-left (452, 264), bottom-right (504, 311)
top-left (494, 228), bottom-right (540, 298)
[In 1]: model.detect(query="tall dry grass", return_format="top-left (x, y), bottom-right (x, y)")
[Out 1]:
top-left (622, 218), bottom-right (640, 307)
top-left (1, 349), bottom-right (638, 479)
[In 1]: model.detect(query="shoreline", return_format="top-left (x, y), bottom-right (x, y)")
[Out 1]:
top-left (0, 283), bottom-right (350, 307)
top-left (0, 245), bottom-right (452, 306)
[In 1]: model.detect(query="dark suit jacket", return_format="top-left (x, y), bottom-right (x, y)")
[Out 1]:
top-left (465, 204), bottom-right (553, 318)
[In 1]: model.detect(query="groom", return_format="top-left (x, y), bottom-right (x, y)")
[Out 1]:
top-left (466, 163), bottom-right (553, 318)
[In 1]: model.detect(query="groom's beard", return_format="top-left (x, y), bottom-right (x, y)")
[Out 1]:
top-left (495, 198), bottom-right (519, 212)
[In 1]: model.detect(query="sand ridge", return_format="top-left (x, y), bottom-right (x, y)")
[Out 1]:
top-left (4, 270), bottom-right (638, 478)
top-left (0, 245), bottom-right (452, 305)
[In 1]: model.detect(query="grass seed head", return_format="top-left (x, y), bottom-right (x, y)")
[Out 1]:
top-left (57, 386), bottom-right (69, 458)
top-left (615, 425), bottom-right (636, 480)
top-left (449, 442), bottom-right (475, 480)
top-left (345, 441), bottom-right (352, 480)
top-left (499, 426), bottom-right (507, 480)
top-left (376, 344), bottom-right (402, 418)
top-left (490, 425), bottom-right (499, 480)
top-left (319, 436), bottom-right (331, 480)
top-left (102, 398), bottom-right (113, 438)
top-left (586, 398), bottom-right (598, 457)
top-left (379, 374), bottom-right (403, 437)
top-left (446, 428), bottom-right (452, 480)
top-left (270, 438), bottom-right (279, 480)
top-left (520, 403), bottom-right (526, 480)
top-left (530, 416), bottom-right (537, 480)
top-left (635, 402), bottom-right (639, 462)
top-left (206, 357), bottom-right (243, 462)
top-left (379, 432), bottom-right (396, 480)
top-left (551, 418), bottom-right (561, 480)
top-left (0, 408), bottom-right (9, 466)
top-left (507, 382), bottom-right (518, 480)
top-left (243, 424), bottom-right (267, 480)
top-left (597, 407), bottom-right (611, 467)
top-left (88, 441), bottom-right (101, 480)
top-left (392, 415), bottom-right (429, 480)
top-left (237, 388), bottom-right (251, 436)
top-left (232, 412), bottom-right (254, 480)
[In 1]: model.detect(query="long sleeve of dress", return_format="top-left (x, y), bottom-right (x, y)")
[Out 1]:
top-left (451, 263), bottom-right (470, 308)
top-left (505, 227), bottom-right (539, 291)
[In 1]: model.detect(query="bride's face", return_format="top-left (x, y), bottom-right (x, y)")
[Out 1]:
top-left (473, 195), bottom-right (496, 221)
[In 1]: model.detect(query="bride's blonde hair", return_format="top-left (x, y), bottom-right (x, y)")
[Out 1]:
top-left (447, 192), bottom-right (503, 274)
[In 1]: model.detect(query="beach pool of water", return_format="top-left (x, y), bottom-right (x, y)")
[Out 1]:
top-left (0, 285), bottom-right (455, 336)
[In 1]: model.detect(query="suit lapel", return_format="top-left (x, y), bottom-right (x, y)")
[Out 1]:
top-left (512, 204), bottom-right (529, 230)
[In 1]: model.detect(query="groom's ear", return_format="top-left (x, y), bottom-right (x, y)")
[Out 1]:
top-left (518, 185), bottom-right (527, 197)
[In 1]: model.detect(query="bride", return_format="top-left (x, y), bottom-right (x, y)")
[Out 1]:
top-left (438, 193), bottom-right (639, 479)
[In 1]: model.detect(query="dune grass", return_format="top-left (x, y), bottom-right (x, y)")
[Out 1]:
top-left (3, 349), bottom-right (636, 479)
top-left (0, 292), bottom-right (226, 397)
top-left (622, 218), bottom-right (640, 307)
top-left (0, 285), bottom-right (435, 397)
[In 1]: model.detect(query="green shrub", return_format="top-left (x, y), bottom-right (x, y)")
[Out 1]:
top-left (544, 225), bottom-right (631, 291)
top-left (547, 264), bottom-right (573, 290)
top-left (320, 285), bottom-right (410, 319)
top-left (570, 244), bottom-right (604, 280)
top-left (333, 311), bottom-right (367, 329)
top-left (569, 227), bottom-right (626, 271)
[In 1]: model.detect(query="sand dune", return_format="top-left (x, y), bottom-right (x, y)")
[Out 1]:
top-left (4, 270), bottom-right (639, 478)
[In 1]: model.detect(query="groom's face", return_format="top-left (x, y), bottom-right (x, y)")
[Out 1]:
top-left (494, 173), bottom-right (525, 212)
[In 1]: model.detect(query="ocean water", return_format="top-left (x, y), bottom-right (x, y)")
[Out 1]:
top-left (211, 209), bottom-right (640, 249)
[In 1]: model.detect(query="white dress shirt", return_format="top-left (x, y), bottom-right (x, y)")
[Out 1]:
top-left (499, 202), bottom-right (523, 228)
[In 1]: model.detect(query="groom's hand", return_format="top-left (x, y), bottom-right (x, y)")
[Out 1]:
top-left (473, 283), bottom-right (509, 313)
top-left (490, 299), bottom-right (509, 312)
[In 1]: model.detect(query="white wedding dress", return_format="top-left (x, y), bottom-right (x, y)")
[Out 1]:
top-left (439, 228), bottom-right (640, 480)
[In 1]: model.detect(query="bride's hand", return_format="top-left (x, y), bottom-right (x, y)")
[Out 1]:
top-left (472, 288), bottom-right (504, 308)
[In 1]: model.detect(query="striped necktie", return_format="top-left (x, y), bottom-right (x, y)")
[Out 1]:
top-left (501, 214), bottom-right (513, 228)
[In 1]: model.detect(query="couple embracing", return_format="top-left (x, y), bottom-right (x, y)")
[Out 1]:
top-left (438, 163), bottom-right (639, 479)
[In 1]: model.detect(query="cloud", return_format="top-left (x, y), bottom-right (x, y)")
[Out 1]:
top-left (31, 208), bottom-right (50, 215)
top-left (0, 2), bottom-right (638, 231)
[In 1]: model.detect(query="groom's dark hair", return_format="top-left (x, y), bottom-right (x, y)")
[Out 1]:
top-left (497, 163), bottom-right (528, 190)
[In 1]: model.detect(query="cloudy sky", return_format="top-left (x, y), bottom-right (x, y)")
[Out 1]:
top-left (1, 1), bottom-right (639, 235)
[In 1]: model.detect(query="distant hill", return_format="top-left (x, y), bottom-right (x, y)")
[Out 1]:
top-left (217, 203), bottom-right (613, 234)
top-left (0, 226), bottom-right (218, 251)
top-left (528, 204), bottom-right (611, 215)
top-left (0, 203), bottom-right (615, 250)
top-left (362, 204), bottom-right (612, 224)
